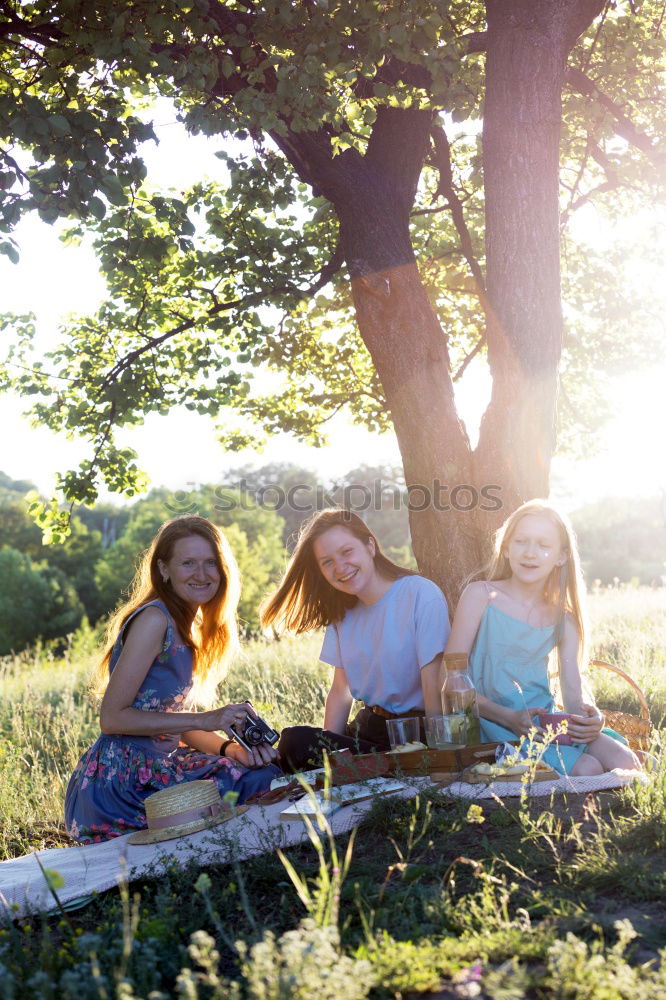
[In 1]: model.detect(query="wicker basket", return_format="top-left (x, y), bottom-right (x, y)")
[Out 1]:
top-left (590, 659), bottom-right (652, 753)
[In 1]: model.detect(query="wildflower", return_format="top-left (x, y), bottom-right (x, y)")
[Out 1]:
top-left (466, 804), bottom-right (485, 824)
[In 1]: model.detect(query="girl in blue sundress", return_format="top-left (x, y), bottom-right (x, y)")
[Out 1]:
top-left (65, 516), bottom-right (280, 843)
top-left (445, 500), bottom-right (639, 776)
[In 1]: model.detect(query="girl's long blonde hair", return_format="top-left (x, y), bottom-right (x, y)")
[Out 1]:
top-left (90, 516), bottom-right (240, 703)
top-left (483, 499), bottom-right (587, 659)
top-left (261, 508), bottom-right (415, 633)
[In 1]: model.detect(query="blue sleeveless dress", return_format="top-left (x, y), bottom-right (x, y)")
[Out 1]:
top-left (468, 603), bottom-right (587, 775)
top-left (65, 601), bottom-right (280, 843)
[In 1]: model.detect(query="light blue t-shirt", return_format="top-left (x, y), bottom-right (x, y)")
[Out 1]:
top-left (319, 575), bottom-right (450, 713)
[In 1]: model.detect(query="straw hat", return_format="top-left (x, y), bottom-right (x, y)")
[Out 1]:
top-left (127, 779), bottom-right (248, 845)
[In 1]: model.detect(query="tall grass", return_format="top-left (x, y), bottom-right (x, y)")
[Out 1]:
top-left (588, 587), bottom-right (666, 725)
top-left (1, 589), bottom-right (665, 998)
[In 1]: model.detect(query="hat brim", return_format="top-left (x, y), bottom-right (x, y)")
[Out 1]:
top-left (127, 804), bottom-right (249, 845)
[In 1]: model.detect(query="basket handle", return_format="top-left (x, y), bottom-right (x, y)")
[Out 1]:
top-left (589, 659), bottom-right (651, 722)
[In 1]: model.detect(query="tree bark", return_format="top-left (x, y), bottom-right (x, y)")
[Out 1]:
top-left (349, 260), bottom-right (480, 609)
top-left (475, 0), bottom-right (605, 528)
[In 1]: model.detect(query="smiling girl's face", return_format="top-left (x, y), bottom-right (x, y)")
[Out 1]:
top-left (312, 525), bottom-right (381, 604)
top-left (505, 513), bottom-right (566, 587)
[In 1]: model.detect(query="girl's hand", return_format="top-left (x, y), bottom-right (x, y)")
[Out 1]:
top-left (225, 741), bottom-right (279, 769)
top-left (566, 704), bottom-right (604, 744)
top-left (508, 708), bottom-right (544, 737)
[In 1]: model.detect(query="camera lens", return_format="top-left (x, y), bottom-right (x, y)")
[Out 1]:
top-left (244, 723), bottom-right (264, 746)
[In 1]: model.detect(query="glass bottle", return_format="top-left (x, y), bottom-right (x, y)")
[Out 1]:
top-left (441, 652), bottom-right (481, 745)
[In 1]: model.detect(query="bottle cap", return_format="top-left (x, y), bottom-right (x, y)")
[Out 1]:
top-left (443, 652), bottom-right (469, 671)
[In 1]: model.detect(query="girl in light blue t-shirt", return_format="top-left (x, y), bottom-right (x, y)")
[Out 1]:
top-left (262, 509), bottom-right (450, 769)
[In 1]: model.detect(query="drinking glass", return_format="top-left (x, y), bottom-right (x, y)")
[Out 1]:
top-left (425, 714), bottom-right (467, 749)
top-left (386, 716), bottom-right (421, 751)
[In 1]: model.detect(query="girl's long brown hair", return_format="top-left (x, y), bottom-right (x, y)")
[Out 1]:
top-left (90, 516), bottom-right (240, 703)
top-left (260, 508), bottom-right (415, 633)
top-left (482, 499), bottom-right (587, 658)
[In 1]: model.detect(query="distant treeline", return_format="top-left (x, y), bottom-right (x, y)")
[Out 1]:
top-left (0, 466), bottom-right (664, 655)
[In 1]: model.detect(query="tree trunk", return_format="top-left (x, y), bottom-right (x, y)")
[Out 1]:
top-left (326, 111), bottom-right (483, 608)
top-left (475, 0), bottom-right (605, 531)
top-left (350, 260), bottom-right (481, 609)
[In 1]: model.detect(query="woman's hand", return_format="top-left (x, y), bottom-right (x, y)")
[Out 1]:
top-left (225, 741), bottom-right (279, 769)
top-left (204, 701), bottom-right (255, 737)
top-left (565, 703), bottom-right (604, 744)
top-left (204, 702), bottom-right (280, 768)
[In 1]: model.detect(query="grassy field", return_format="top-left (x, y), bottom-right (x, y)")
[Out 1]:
top-left (1, 587), bottom-right (665, 997)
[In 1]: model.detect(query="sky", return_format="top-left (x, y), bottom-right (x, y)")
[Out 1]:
top-left (1, 106), bottom-right (665, 515)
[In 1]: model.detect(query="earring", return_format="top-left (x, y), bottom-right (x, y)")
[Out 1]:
top-left (162, 575), bottom-right (169, 584)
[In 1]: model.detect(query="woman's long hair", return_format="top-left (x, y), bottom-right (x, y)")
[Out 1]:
top-left (260, 508), bottom-right (415, 633)
top-left (482, 499), bottom-right (587, 660)
top-left (90, 516), bottom-right (240, 703)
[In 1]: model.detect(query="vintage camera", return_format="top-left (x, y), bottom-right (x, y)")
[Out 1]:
top-left (230, 713), bottom-right (280, 753)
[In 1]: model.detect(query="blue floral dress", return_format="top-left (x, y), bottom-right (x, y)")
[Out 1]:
top-left (65, 601), bottom-right (280, 843)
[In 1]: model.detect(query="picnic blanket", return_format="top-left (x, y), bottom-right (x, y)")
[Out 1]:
top-left (0, 769), bottom-right (643, 920)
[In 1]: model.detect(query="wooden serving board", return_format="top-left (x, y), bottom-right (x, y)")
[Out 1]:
top-left (385, 742), bottom-right (518, 776)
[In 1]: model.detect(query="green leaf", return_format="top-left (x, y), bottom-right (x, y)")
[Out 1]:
top-left (49, 113), bottom-right (70, 136)
top-left (102, 176), bottom-right (128, 206)
top-left (0, 241), bottom-right (19, 264)
top-left (88, 196), bottom-right (106, 220)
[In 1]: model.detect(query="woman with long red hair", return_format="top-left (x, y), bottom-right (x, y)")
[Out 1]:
top-left (65, 515), bottom-right (279, 843)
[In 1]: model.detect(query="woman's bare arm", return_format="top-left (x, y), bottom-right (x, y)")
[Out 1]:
top-left (99, 607), bottom-right (252, 738)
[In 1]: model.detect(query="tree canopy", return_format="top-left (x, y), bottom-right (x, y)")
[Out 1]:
top-left (1, 0), bottom-right (664, 599)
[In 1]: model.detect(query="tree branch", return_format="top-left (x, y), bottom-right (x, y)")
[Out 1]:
top-left (0, 7), bottom-right (63, 46)
top-left (99, 244), bottom-right (343, 392)
top-left (431, 123), bottom-right (489, 323)
top-left (560, 138), bottom-right (622, 222)
top-left (566, 66), bottom-right (665, 168)
top-left (453, 338), bottom-right (485, 382)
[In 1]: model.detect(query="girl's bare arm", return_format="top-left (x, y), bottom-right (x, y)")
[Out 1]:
top-left (558, 616), bottom-right (603, 743)
top-left (444, 582), bottom-right (488, 656)
top-left (420, 657), bottom-right (443, 717)
top-left (323, 667), bottom-right (354, 733)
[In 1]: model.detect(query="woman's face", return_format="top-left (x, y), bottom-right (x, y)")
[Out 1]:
top-left (312, 525), bottom-right (378, 602)
top-left (158, 535), bottom-right (222, 609)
